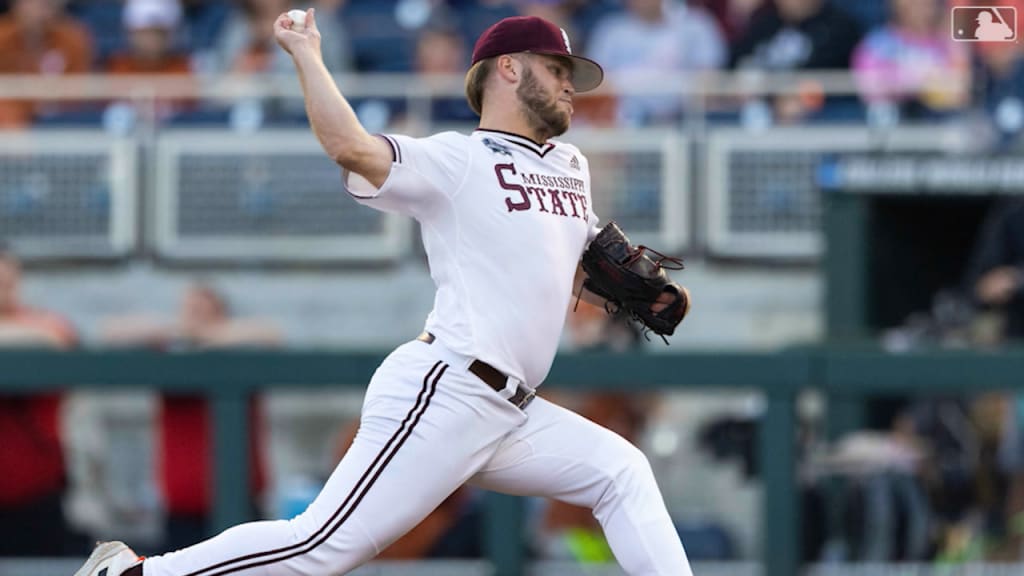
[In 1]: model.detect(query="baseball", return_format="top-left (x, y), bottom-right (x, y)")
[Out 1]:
top-left (287, 9), bottom-right (307, 31)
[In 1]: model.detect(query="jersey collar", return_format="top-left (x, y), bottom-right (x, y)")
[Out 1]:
top-left (473, 129), bottom-right (556, 158)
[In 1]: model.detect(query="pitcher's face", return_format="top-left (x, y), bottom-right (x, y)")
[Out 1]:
top-left (516, 54), bottom-right (574, 139)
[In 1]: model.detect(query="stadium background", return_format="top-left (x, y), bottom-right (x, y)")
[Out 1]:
top-left (2, 0), bottom-right (1024, 574)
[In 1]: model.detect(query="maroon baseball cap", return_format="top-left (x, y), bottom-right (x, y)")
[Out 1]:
top-left (471, 16), bottom-right (603, 92)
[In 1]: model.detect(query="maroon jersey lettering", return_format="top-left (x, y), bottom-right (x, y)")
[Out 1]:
top-left (496, 164), bottom-right (530, 212)
top-left (546, 188), bottom-right (568, 216)
top-left (527, 187), bottom-right (550, 212)
top-left (563, 191), bottom-right (580, 218)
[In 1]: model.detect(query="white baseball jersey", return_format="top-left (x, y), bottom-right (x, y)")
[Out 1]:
top-left (345, 129), bottom-right (598, 388)
top-left (139, 128), bottom-right (692, 576)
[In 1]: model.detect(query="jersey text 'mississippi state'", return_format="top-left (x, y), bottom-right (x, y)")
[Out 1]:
top-left (494, 164), bottom-right (589, 220)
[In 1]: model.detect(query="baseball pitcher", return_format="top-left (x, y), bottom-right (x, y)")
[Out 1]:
top-left (75, 10), bottom-right (691, 576)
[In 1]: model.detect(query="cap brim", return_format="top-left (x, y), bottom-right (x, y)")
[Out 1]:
top-left (535, 52), bottom-right (604, 92)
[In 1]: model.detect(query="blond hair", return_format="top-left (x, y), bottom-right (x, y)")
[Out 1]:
top-left (464, 58), bottom-right (496, 116)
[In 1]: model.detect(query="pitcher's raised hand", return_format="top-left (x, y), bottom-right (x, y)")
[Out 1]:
top-left (274, 8), bottom-right (321, 57)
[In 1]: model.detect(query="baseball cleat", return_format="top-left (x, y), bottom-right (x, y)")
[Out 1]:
top-left (73, 541), bottom-right (141, 576)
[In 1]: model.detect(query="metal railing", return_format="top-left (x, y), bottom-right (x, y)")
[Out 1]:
top-left (153, 130), bottom-right (410, 263)
top-left (0, 127), bottom-right (690, 260)
top-left (0, 131), bottom-right (137, 258)
top-left (0, 69), bottom-right (967, 101)
top-left (5, 122), bottom-right (998, 262)
top-left (0, 70), bottom-right (987, 262)
top-left (3, 345), bottom-right (1020, 575)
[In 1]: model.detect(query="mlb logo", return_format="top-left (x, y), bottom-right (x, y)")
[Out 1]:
top-left (951, 5), bottom-right (1017, 41)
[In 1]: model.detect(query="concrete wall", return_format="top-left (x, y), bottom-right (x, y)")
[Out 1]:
top-left (22, 259), bottom-right (822, 350)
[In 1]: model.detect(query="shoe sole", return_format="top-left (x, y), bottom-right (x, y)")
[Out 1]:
top-left (73, 542), bottom-right (128, 576)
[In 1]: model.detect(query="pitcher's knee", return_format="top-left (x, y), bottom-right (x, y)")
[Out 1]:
top-left (288, 506), bottom-right (323, 540)
top-left (594, 440), bottom-right (658, 506)
top-left (619, 442), bottom-right (657, 485)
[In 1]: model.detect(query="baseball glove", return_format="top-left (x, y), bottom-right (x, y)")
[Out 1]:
top-left (580, 222), bottom-right (689, 341)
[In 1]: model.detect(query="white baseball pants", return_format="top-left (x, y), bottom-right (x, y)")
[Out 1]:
top-left (142, 338), bottom-right (692, 576)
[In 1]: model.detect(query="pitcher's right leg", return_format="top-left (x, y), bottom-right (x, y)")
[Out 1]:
top-left (470, 396), bottom-right (692, 576)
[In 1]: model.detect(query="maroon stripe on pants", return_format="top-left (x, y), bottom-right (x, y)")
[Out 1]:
top-left (184, 361), bottom-right (447, 576)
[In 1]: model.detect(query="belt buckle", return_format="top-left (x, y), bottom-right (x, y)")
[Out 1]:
top-left (513, 388), bottom-right (536, 410)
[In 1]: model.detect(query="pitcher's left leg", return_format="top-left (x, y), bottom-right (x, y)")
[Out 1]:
top-left (141, 343), bottom-right (527, 576)
top-left (470, 397), bottom-right (691, 576)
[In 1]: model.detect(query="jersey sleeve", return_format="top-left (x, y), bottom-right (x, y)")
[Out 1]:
top-left (344, 132), bottom-right (469, 220)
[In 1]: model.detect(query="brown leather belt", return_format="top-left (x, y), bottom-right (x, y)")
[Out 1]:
top-left (416, 332), bottom-right (535, 410)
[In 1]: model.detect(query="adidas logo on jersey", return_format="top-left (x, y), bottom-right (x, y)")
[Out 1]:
top-left (569, 155), bottom-right (580, 171)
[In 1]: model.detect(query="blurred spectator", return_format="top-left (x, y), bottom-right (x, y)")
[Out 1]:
top-left (0, 0), bottom-right (95, 128)
top-left (102, 282), bottom-right (280, 350)
top-left (417, 25), bottom-right (465, 76)
top-left (215, 0), bottom-right (286, 74)
top-left (210, 0), bottom-right (350, 75)
top-left (105, 0), bottom-right (196, 122)
top-left (586, 0), bottom-right (725, 126)
top-left (0, 247), bottom-right (87, 555)
top-left (206, 0), bottom-right (351, 125)
top-left (513, 0), bottom-right (578, 38)
top-left (101, 281), bottom-right (280, 550)
top-left (971, 36), bottom-right (1024, 148)
top-left (966, 198), bottom-right (1024, 341)
top-left (730, 0), bottom-right (862, 123)
top-left (852, 0), bottom-right (969, 121)
top-left (730, 0), bottom-right (861, 70)
top-left (413, 24), bottom-right (475, 125)
top-left (180, 0), bottom-right (232, 54)
top-left (915, 198), bottom-right (1024, 559)
top-left (689, 0), bottom-right (766, 43)
top-left (108, 0), bottom-right (189, 75)
top-left (0, 250), bottom-right (75, 349)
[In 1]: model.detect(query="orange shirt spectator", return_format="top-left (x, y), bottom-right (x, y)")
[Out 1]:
top-left (105, 0), bottom-right (196, 120)
top-left (0, 0), bottom-right (94, 128)
top-left (212, 0), bottom-right (350, 75)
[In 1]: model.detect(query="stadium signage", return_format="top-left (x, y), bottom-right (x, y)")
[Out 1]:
top-left (818, 154), bottom-right (1024, 194)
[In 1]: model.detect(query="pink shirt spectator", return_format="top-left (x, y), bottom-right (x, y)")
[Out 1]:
top-left (853, 27), bottom-right (968, 110)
